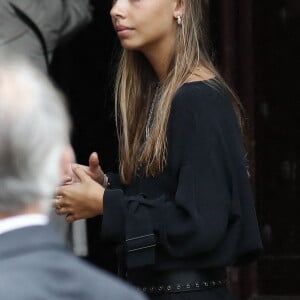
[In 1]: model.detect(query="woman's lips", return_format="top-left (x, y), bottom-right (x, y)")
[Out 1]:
top-left (115, 25), bottom-right (133, 38)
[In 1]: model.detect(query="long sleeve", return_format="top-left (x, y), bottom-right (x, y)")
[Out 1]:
top-left (106, 173), bottom-right (124, 190)
top-left (102, 82), bottom-right (262, 269)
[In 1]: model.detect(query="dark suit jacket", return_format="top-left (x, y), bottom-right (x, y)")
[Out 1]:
top-left (0, 225), bottom-right (147, 300)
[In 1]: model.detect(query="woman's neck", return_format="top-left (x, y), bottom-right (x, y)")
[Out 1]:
top-left (186, 68), bottom-right (216, 83)
top-left (141, 35), bottom-right (175, 82)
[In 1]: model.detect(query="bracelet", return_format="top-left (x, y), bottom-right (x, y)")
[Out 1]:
top-left (103, 174), bottom-right (110, 188)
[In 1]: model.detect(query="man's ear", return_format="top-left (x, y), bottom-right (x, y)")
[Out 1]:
top-left (60, 145), bottom-right (75, 178)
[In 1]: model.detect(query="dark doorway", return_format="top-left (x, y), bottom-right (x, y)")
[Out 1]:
top-left (254, 0), bottom-right (300, 296)
top-left (209, 0), bottom-right (300, 298)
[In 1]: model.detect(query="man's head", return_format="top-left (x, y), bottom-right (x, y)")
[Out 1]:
top-left (0, 55), bottom-right (72, 217)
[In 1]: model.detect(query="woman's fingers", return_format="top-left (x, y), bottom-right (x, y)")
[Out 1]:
top-left (55, 179), bottom-right (81, 199)
top-left (72, 166), bottom-right (90, 182)
top-left (66, 214), bottom-right (76, 223)
top-left (52, 193), bottom-right (65, 207)
top-left (53, 171), bottom-right (104, 220)
top-left (89, 152), bottom-right (100, 171)
top-left (61, 175), bottom-right (73, 185)
top-left (88, 152), bottom-right (105, 184)
top-left (53, 190), bottom-right (70, 209)
top-left (53, 198), bottom-right (60, 209)
top-left (55, 207), bottom-right (72, 215)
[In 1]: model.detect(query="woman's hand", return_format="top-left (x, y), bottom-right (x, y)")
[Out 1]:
top-left (55, 166), bottom-right (105, 223)
top-left (61, 152), bottom-right (106, 186)
top-left (84, 151), bottom-right (106, 185)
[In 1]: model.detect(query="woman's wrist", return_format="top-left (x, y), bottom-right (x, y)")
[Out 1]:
top-left (94, 184), bottom-right (105, 215)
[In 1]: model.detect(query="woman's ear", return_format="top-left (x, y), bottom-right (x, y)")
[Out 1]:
top-left (173, 0), bottom-right (184, 19)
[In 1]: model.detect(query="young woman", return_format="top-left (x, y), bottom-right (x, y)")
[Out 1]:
top-left (55, 0), bottom-right (262, 299)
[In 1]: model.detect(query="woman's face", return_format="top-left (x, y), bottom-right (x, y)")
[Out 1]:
top-left (110, 0), bottom-right (180, 52)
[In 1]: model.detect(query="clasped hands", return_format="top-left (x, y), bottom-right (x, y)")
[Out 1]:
top-left (54, 152), bottom-right (105, 223)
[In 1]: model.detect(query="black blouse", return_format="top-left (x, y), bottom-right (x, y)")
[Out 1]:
top-left (102, 80), bottom-right (262, 271)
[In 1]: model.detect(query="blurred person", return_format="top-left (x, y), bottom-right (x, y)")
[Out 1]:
top-left (0, 55), bottom-right (147, 300)
top-left (0, 0), bottom-right (92, 73)
top-left (55, 0), bottom-right (263, 299)
top-left (0, 0), bottom-right (93, 249)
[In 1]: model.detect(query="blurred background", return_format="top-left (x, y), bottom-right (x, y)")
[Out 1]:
top-left (51, 0), bottom-right (300, 299)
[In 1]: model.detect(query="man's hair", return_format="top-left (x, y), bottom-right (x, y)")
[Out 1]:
top-left (0, 55), bottom-right (71, 214)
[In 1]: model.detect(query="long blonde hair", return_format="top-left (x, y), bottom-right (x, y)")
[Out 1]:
top-left (114, 0), bottom-right (244, 184)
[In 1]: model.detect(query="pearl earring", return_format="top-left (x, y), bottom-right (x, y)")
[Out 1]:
top-left (176, 15), bottom-right (182, 26)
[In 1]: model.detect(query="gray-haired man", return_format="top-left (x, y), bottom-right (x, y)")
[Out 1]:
top-left (0, 56), bottom-right (147, 300)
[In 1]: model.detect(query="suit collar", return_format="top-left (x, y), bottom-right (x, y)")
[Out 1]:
top-left (0, 225), bottom-right (68, 259)
top-left (0, 214), bottom-right (48, 235)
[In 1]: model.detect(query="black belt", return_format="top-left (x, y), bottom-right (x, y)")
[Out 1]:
top-left (127, 268), bottom-right (227, 295)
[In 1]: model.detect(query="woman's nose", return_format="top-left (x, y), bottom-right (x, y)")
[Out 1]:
top-left (110, 0), bottom-right (126, 19)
